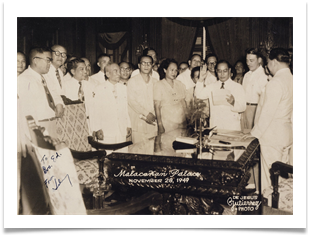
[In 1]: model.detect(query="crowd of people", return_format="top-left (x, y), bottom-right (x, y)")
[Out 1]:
top-left (17, 44), bottom-right (293, 199)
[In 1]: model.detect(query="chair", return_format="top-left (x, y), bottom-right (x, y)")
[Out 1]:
top-left (263, 161), bottom-right (293, 214)
top-left (23, 115), bottom-right (87, 214)
top-left (55, 101), bottom-right (133, 210)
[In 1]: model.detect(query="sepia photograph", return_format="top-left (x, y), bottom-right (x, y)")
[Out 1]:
top-left (3, 0), bottom-right (307, 230)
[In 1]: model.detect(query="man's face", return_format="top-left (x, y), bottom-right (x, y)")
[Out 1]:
top-left (51, 46), bottom-right (67, 69)
top-left (216, 62), bottom-right (231, 83)
top-left (108, 64), bottom-right (121, 83)
top-left (246, 54), bottom-right (260, 72)
top-left (35, 51), bottom-right (52, 75)
top-left (179, 63), bottom-right (188, 74)
top-left (17, 53), bottom-right (26, 74)
top-left (82, 58), bottom-right (91, 76)
top-left (72, 62), bottom-right (87, 81)
top-left (192, 71), bottom-right (200, 84)
top-left (189, 55), bottom-right (201, 70)
top-left (207, 56), bottom-right (217, 73)
top-left (235, 62), bottom-right (245, 75)
top-left (147, 50), bottom-right (157, 65)
top-left (98, 56), bottom-right (110, 70)
top-left (138, 56), bottom-right (153, 75)
top-left (119, 62), bottom-right (132, 80)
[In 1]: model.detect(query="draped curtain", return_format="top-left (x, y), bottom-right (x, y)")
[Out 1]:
top-left (207, 18), bottom-right (253, 65)
top-left (98, 32), bottom-right (127, 50)
top-left (206, 18), bottom-right (292, 66)
top-left (161, 18), bottom-right (198, 64)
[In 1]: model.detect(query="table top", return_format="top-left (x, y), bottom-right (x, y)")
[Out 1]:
top-left (107, 128), bottom-right (258, 170)
top-left (105, 128), bottom-right (260, 198)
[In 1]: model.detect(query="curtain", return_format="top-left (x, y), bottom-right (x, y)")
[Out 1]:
top-left (206, 18), bottom-right (292, 66)
top-left (98, 32), bottom-right (127, 50)
top-left (161, 18), bottom-right (198, 64)
top-left (207, 18), bottom-right (252, 65)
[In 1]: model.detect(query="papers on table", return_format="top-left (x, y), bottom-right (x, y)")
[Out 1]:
top-left (211, 90), bottom-right (231, 106)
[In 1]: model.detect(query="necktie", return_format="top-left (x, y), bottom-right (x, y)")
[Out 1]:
top-left (78, 81), bottom-right (85, 101)
top-left (41, 75), bottom-right (56, 111)
top-left (56, 69), bottom-right (62, 88)
top-left (220, 82), bottom-right (225, 89)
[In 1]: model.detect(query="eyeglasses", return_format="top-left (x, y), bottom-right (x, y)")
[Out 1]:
top-left (52, 50), bottom-right (67, 58)
top-left (33, 57), bottom-right (52, 63)
top-left (216, 69), bottom-right (228, 73)
top-left (120, 67), bottom-right (131, 72)
top-left (140, 61), bottom-right (152, 66)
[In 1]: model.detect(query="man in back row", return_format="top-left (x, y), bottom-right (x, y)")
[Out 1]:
top-left (91, 53), bottom-right (111, 84)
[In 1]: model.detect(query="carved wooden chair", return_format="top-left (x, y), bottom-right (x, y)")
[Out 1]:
top-left (263, 161), bottom-right (293, 214)
top-left (22, 115), bottom-right (87, 214)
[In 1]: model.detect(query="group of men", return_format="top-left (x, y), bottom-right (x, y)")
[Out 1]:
top-left (17, 45), bottom-right (161, 146)
top-left (17, 44), bottom-right (293, 196)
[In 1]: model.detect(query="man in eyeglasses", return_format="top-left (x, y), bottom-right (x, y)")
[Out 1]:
top-left (18, 47), bottom-right (65, 138)
top-left (44, 44), bottom-right (68, 99)
top-left (195, 60), bottom-right (246, 131)
top-left (127, 55), bottom-right (158, 143)
top-left (119, 62), bottom-right (132, 85)
top-left (204, 53), bottom-right (218, 85)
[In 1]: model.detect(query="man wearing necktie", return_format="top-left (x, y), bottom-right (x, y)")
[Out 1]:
top-left (18, 47), bottom-right (65, 139)
top-left (195, 60), bottom-right (246, 131)
top-left (44, 44), bottom-right (67, 100)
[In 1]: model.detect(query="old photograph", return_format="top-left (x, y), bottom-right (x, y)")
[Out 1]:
top-left (4, 1), bottom-right (307, 230)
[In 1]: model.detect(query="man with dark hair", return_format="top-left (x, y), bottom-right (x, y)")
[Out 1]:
top-left (176, 54), bottom-right (202, 107)
top-left (91, 53), bottom-right (111, 84)
top-left (18, 47), bottom-right (64, 137)
top-left (131, 48), bottom-right (160, 80)
top-left (204, 53), bottom-right (218, 85)
top-left (17, 52), bottom-right (27, 76)
top-left (243, 48), bottom-right (293, 194)
top-left (196, 60), bottom-right (246, 130)
top-left (119, 61), bottom-right (133, 85)
top-left (127, 55), bottom-right (158, 143)
top-left (44, 45), bottom-right (67, 98)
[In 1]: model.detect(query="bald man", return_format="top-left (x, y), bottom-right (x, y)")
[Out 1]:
top-left (44, 45), bottom-right (67, 99)
top-left (90, 63), bottom-right (131, 144)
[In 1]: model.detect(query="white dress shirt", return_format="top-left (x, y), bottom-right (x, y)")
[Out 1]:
top-left (195, 78), bottom-right (246, 131)
top-left (242, 65), bottom-right (268, 103)
top-left (44, 63), bottom-right (65, 98)
top-left (62, 76), bottom-right (98, 118)
top-left (127, 73), bottom-right (158, 140)
top-left (251, 68), bottom-right (293, 146)
top-left (90, 80), bottom-right (131, 144)
top-left (131, 68), bottom-right (160, 80)
top-left (18, 66), bottom-right (62, 140)
top-left (176, 68), bottom-right (196, 107)
top-left (176, 68), bottom-right (195, 90)
top-left (90, 70), bottom-right (106, 84)
top-left (204, 70), bottom-right (217, 86)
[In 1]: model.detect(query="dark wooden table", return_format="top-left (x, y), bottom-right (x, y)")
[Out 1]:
top-left (100, 128), bottom-right (260, 215)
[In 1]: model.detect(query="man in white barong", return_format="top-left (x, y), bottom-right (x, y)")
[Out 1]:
top-left (91, 63), bottom-right (131, 144)
top-left (243, 48), bottom-right (293, 194)
top-left (195, 60), bottom-right (246, 131)
top-left (127, 55), bottom-right (158, 143)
